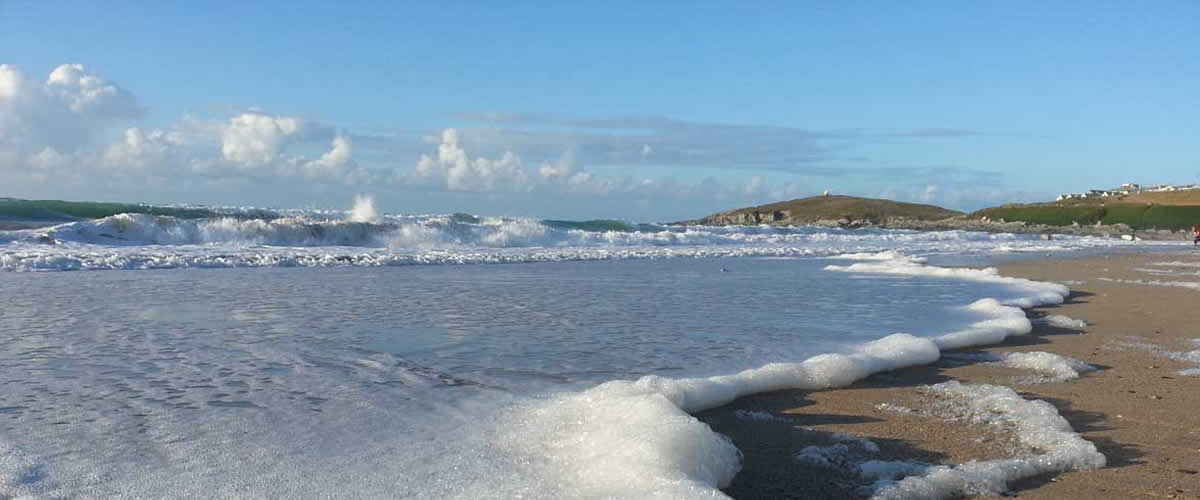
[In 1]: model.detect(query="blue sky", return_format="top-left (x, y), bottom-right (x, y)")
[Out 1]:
top-left (2, 1), bottom-right (1197, 220)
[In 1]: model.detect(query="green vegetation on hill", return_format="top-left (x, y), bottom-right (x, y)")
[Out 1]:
top-left (972, 203), bottom-right (1200, 231)
top-left (687, 195), bottom-right (962, 226)
top-left (755, 195), bottom-right (961, 221)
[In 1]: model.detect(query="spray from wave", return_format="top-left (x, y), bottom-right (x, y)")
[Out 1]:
top-left (348, 195), bottom-right (379, 223)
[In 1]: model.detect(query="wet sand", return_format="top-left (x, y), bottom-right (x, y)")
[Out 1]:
top-left (699, 251), bottom-right (1200, 499)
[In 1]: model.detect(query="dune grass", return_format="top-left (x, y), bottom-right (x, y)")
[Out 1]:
top-left (973, 203), bottom-right (1200, 231)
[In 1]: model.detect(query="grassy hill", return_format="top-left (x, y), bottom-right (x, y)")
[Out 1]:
top-left (971, 191), bottom-right (1200, 231)
top-left (684, 195), bottom-right (961, 226)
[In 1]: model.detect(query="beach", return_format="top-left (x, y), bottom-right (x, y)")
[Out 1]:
top-left (702, 250), bottom-right (1200, 499)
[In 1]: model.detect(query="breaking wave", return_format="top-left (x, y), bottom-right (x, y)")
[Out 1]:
top-left (0, 199), bottom-right (1148, 272)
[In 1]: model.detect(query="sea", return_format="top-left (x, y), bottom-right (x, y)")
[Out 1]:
top-left (0, 197), bottom-right (1175, 498)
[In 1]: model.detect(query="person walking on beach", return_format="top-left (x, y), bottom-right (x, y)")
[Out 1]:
top-left (1193, 224), bottom-right (1200, 245)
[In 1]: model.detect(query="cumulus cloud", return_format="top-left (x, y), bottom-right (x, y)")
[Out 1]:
top-left (0, 63), bottom-right (367, 188)
top-left (407, 129), bottom-right (532, 192)
top-left (0, 63), bottom-right (140, 163)
top-left (295, 135), bottom-right (372, 184)
top-left (103, 128), bottom-right (185, 170)
top-left (220, 112), bottom-right (307, 166)
top-left (391, 128), bottom-right (814, 208)
top-left (400, 128), bottom-right (658, 196)
top-left (0, 62), bottom-right (1018, 217)
top-left (306, 135), bottom-right (352, 171)
top-left (44, 64), bottom-right (140, 118)
top-left (28, 147), bottom-right (71, 170)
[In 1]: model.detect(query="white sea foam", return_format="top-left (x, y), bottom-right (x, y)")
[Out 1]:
top-left (826, 258), bottom-right (1071, 350)
top-left (472, 384), bottom-right (744, 499)
top-left (943, 351), bottom-right (1095, 383)
top-left (874, 402), bottom-right (918, 415)
top-left (1111, 337), bottom-right (1200, 376)
top-left (869, 382), bottom-right (1105, 499)
top-left (1149, 260), bottom-right (1200, 268)
top-left (773, 381), bottom-right (1104, 498)
top-left (1035, 314), bottom-right (1087, 330)
top-left (827, 250), bottom-right (927, 263)
top-left (824, 259), bottom-right (1069, 308)
top-left (734, 409), bottom-right (789, 423)
top-left (1134, 267), bottom-right (1179, 275)
top-left (1097, 277), bottom-right (1200, 291)
top-left (795, 436), bottom-right (880, 469)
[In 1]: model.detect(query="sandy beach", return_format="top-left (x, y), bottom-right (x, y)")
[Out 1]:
top-left (700, 250), bottom-right (1200, 499)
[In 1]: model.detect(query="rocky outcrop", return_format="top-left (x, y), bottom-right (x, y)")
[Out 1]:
top-left (680, 195), bottom-right (961, 228)
top-left (699, 209), bottom-right (793, 226)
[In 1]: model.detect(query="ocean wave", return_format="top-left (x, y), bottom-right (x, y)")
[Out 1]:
top-left (0, 197), bottom-right (278, 222)
top-left (0, 199), bottom-right (1148, 272)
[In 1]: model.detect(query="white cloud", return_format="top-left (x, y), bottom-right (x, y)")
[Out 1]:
top-left (408, 129), bottom-right (532, 192)
top-left (396, 128), bottom-right (793, 203)
top-left (306, 135), bottom-right (352, 171)
top-left (0, 62), bottom-right (862, 218)
top-left (45, 64), bottom-right (139, 117)
top-left (537, 150), bottom-right (576, 179)
top-left (297, 135), bottom-right (372, 184)
top-left (103, 128), bottom-right (184, 169)
top-left (0, 64), bottom-right (139, 161)
top-left (220, 112), bottom-right (306, 166)
top-left (29, 147), bottom-right (70, 170)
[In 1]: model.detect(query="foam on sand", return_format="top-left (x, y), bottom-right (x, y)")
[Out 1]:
top-left (1111, 337), bottom-right (1200, 376)
top-left (779, 381), bottom-right (1104, 499)
top-left (1034, 314), bottom-right (1087, 330)
top-left (943, 351), bottom-right (1095, 383)
top-left (1097, 277), bottom-right (1200, 291)
top-left (734, 409), bottom-right (790, 423)
top-left (1148, 261), bottom-right (1200, 268)
top-left (868, 382), bottom-right (1105, 499)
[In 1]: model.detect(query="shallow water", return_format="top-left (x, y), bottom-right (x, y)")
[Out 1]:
top-left (0, 255), bottom-right (1085, 498)
top-left (0, 209), bottom-right (1184, 498)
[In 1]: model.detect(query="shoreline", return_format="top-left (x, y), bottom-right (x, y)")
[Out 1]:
top-left (699, 250), bottom-right (1200, 499)
top-left (675, 218), bottom-right (1193, 241)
